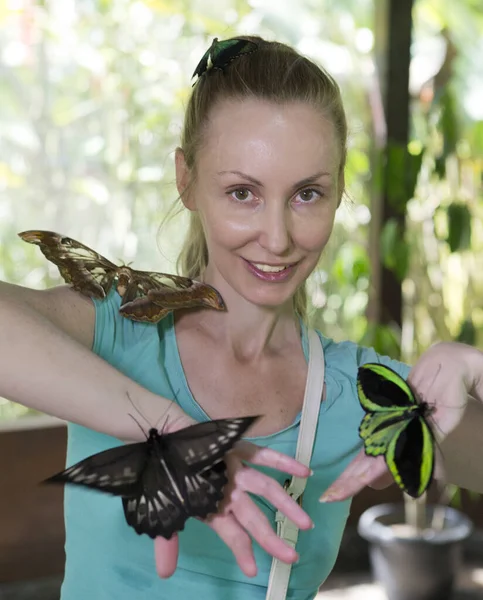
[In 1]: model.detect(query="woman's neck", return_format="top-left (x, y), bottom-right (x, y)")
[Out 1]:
top-left (179, 280), bottom-right (301, 363)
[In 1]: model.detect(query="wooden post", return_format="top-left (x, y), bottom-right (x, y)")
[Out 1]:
top-left (369, 0), bottom-right (414, 328)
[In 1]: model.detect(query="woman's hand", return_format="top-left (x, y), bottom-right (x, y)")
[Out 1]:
top-left (319, 342), bottom-right (476, 503)
top-left (154, 412), bottom-right (313, 578)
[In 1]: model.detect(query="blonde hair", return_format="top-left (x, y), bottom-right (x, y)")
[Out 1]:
top-left (174, 36), bottom-right (348, 320)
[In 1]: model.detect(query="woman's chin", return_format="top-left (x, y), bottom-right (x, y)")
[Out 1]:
top-left (234, 284), bottom-right (299, 310)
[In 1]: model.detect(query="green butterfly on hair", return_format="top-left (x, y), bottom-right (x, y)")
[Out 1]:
top-left (357, 363), bottom-right (436, 498)
top-left (191, 37), bottom-right (258, 83)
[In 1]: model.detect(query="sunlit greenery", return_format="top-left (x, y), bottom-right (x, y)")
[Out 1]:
top-left (1, 0), bottom-right (483, 420)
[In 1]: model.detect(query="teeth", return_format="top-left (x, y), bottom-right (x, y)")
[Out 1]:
top-left (252, 263), bottom-right (288, 273)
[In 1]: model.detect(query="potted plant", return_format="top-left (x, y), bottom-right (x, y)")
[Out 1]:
top-left (357, 488), bottom-right (473, 600)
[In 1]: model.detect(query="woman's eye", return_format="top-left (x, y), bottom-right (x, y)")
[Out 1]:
top-left (297, 188), bottom-right (321, 203)
top-left (230, 188), bottom-right (252, 202)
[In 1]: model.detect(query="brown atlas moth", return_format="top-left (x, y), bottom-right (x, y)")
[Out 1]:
top-left (19, 230), bottom-right (225, 323)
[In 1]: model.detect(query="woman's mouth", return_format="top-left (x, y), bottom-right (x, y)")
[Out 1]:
top-left (243, 259), bottom-right (298, 282)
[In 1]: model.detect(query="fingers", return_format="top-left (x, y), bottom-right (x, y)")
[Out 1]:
top-left (153, 534), bottom-right (179, 578)
top-left (206, 512), bottom-right (258, 577)
top-left (229, 490), bottom-right (299, 564)
top-left (235, 441), bottom-right (312, 478)
top-left (319, 450), bottom-right (390, 502)
top-left (235, 465), bottom-right (313, 530)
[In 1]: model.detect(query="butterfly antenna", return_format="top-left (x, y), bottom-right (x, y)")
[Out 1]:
top-left (155, 388), bottom-right (184, 433)
top-left (128, 412), bottom-right (148, 438)
top-left (161, 412), bottom-right (188, 434)
top-left (125, 392), bottom-right (152, 429)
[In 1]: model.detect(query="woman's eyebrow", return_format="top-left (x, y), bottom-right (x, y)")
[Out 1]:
top-left (217, 170), bottom-right (332, 189)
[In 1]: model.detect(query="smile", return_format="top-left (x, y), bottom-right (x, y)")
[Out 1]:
top-left (250, 262), bottom-right (289, 273)
top-left (243, 259), bottom-right (298, 282)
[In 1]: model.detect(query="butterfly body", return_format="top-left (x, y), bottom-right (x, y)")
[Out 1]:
top-left (192, 38), bottom-right (258, 82)
top-left (357, 363), bottom-right (435, 498)
top-left (45, 416), bottom-right (258, 539)
top-left (19, 230), bottom-right (225, 322)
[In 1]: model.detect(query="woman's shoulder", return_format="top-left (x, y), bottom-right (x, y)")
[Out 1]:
top-left (91, 288), bottom-right (160, 358)
top-left (314, 329), bottom-right (411, 382)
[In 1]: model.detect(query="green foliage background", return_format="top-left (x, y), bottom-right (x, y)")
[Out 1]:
top-left (1, 0), bottom-right (483, 419)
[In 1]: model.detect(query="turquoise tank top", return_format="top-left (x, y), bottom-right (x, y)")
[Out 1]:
top-left (60, 289), bottom-right (410, 600)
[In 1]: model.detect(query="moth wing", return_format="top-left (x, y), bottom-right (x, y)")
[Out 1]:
top-left (19, 230), bottom-right (117, 298)
top-left (357, 363), bottom-right (417, 412)
top-left (143, 271), bottom-right (195, 291)
top-left (119, 296), bottom-right (171, 323)
top-left (387, 416), bottom-right (435, 498)
top-left (118, 269), bottom-right (193, 303)
top-left (44, 442), bottom-right (148, 497)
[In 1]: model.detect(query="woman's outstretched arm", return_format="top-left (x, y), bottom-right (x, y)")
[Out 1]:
top-left (0, 280), bottom-right (313, 575)
top-left (0, 281), bottom-right (178, 441)
top-left (319, 341), bottom-right (483, 500)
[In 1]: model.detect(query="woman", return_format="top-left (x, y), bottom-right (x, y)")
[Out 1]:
top-left (1, 35), bottom-right (483, 600)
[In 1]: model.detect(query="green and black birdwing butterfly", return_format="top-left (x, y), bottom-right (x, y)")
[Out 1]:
top-left (191, 37), bottom-right (258, 83)
top-left (18, 230), bottom-right (225, 323)
top-left (357, 363), bottom-right (436, 498)
top-left (45, 416), bottom-right (258, 539)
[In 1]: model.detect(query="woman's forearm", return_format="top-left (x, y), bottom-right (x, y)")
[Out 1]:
top-left (438, 342), bottom-right (483, 493)
top-left (440, 395), bottom-right (483, 493)
top-left (466, 343), bottom-right (483, 403)
top-left (0, 294), bottom-right (179, 442)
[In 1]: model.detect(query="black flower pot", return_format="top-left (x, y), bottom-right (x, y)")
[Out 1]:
top-left (358, 503), bottom-right (473, 600)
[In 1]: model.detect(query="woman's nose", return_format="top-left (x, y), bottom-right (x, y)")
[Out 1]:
top-left (258, 205), bottom-right (292, 255)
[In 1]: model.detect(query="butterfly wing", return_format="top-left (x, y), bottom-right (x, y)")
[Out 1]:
top-left (121, 453), bottom-right (189, 539)
top-left (122, 443), bottom-right (229, 539)
top-left (178, 461), bottom-right (228, 520)
top-left (357, 363), bottom-right (417, 412)
top-left (127, 417), bottom-right (257, 536)
top-left (211, 39), bottom-right (258, 71)
top-left (386, 415), bottom-right (435, 498)
top-left (191, 38), bottom-right (217, 79)
top-left (357, 364), bottom-right (435, 497)
top-left (192, 38), bottom-right (258, 81)
top-left (359, 410), bottom-right (412, 456)
top-left (164, 416), bottom-right (258, 473)
top-left (44, 442), bottom-right (148, 496)
top-left (19, 230), bottom-right (118, 299)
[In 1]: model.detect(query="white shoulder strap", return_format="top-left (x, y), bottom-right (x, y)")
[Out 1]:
top-left (265, 329), bottom-right (325, 600)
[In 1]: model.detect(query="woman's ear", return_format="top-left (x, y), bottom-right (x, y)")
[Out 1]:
top-left (175, 147), bottom-right (196, 210)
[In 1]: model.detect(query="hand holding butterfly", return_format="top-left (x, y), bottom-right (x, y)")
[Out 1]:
top-left (153, 421), bottom-right (313, 578)
top-left (320, 341), bottom-right (483, 502)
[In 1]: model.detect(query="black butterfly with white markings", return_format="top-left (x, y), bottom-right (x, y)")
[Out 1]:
top-left (191, 37), bottom-right (258, 83)
top-left (45, 416), bottom-right (258, 539)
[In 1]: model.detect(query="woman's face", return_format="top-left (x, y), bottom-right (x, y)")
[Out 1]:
top-left (177, 99), bottom-right (343, 310)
